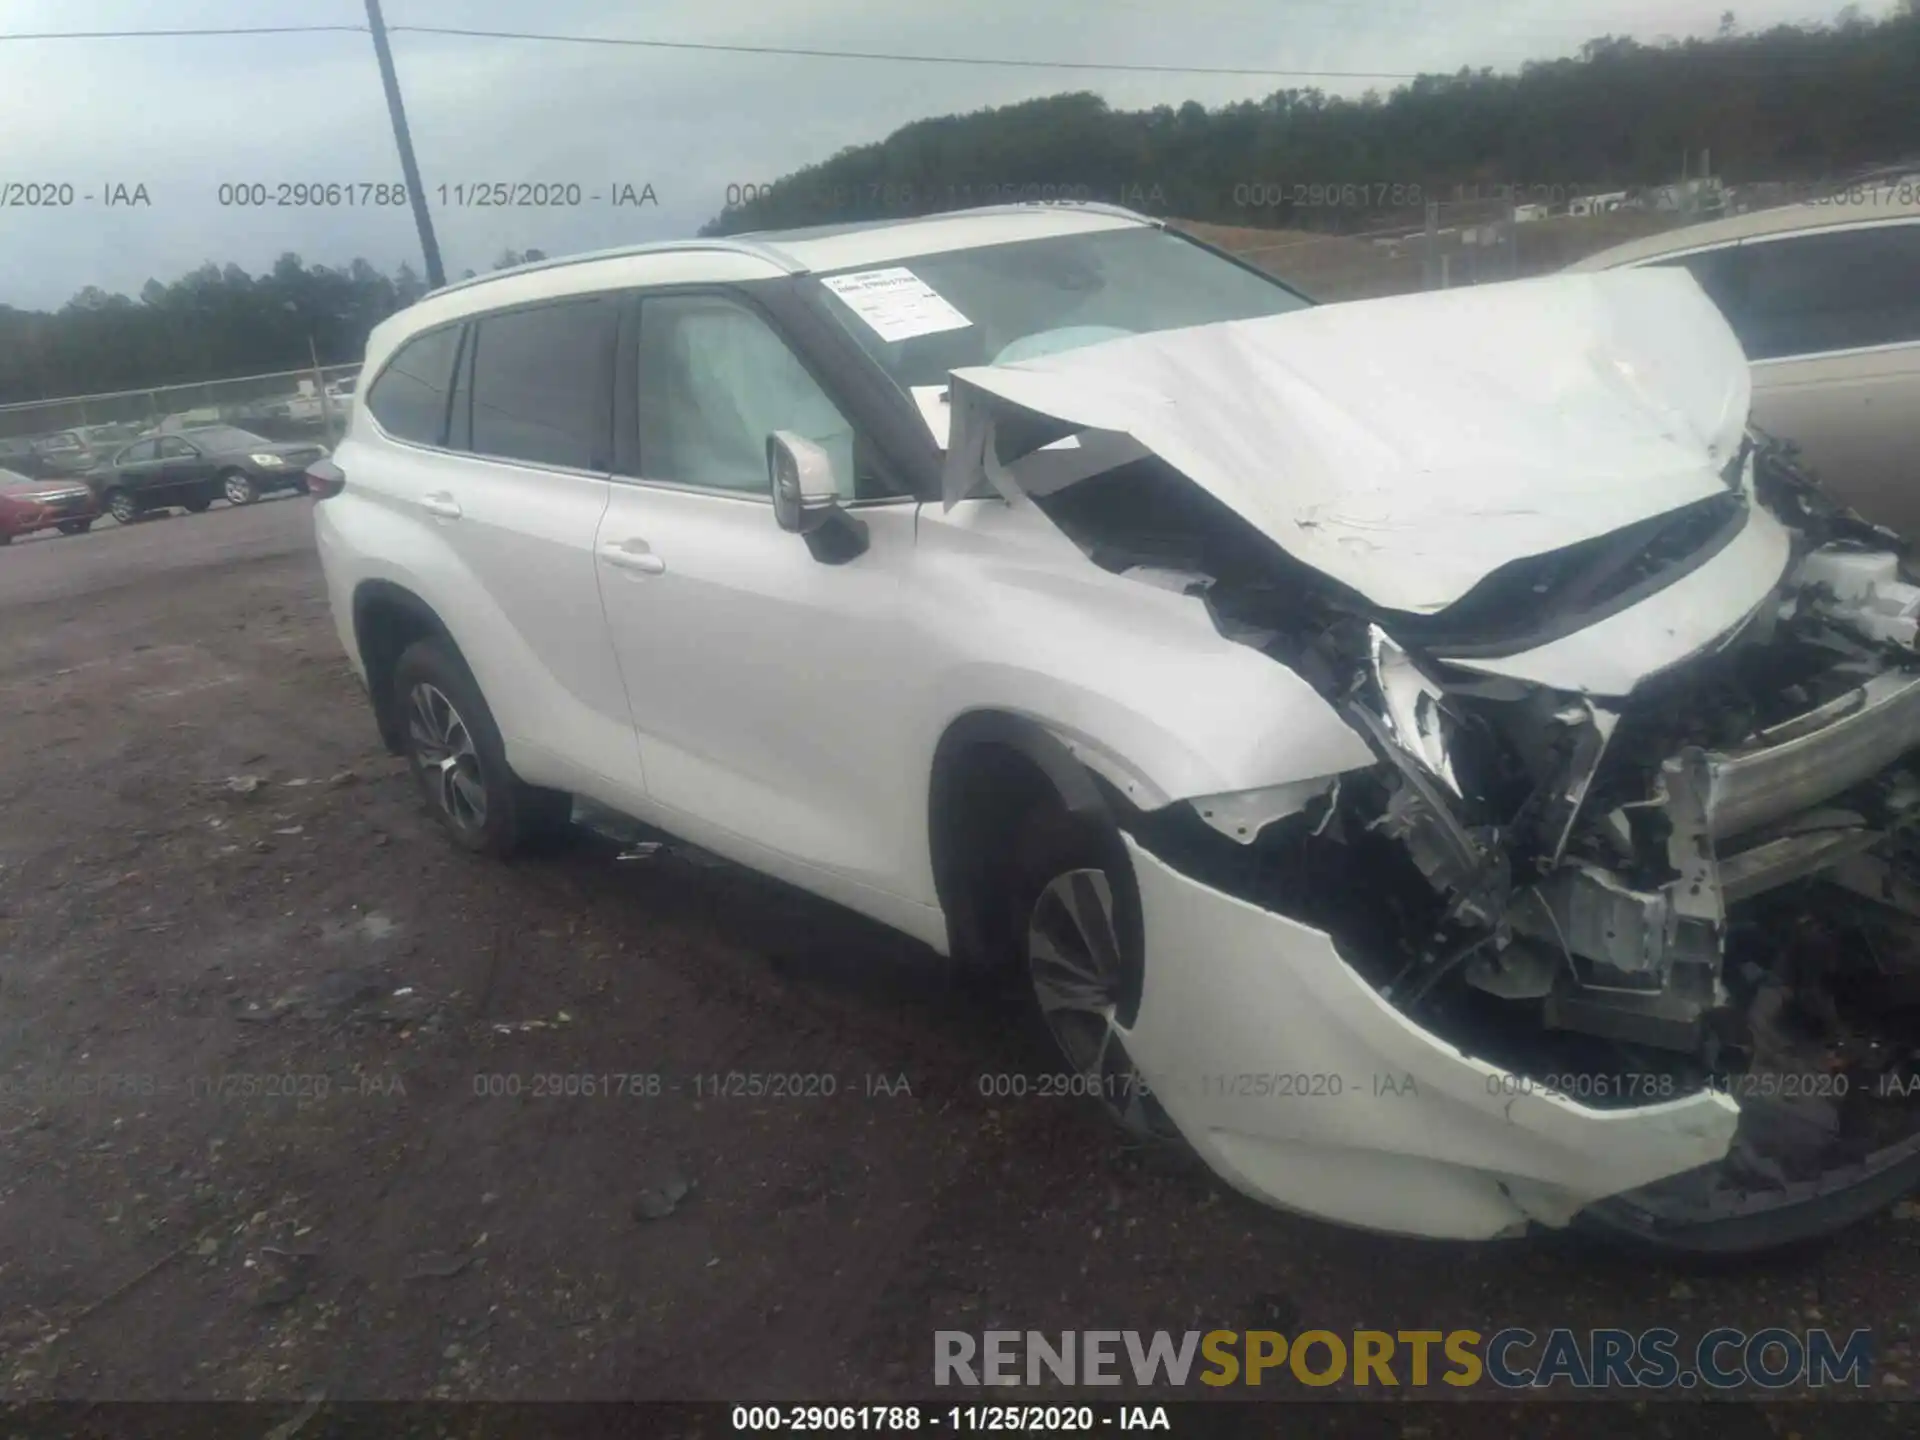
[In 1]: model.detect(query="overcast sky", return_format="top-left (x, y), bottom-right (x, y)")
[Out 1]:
top-left (0, 0), bottom-right (1890, 310)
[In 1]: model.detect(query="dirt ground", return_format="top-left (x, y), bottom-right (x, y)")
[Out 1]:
top-left (2, 498), bottom-right (1920, 1413)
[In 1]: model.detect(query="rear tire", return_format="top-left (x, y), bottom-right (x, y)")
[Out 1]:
top-left (1008, 806), bottom-right (1183, 1146)
top-left (391, 638), bottom-right (572, 859)
top-left (106, 490), bottom-right (140, 525)
top-left (56, 519), bottom-right (92, 535)
top-left (183, 498), bottom-right (211, 514)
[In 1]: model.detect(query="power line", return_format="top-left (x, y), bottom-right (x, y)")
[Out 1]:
top-left (383, 25), bottom-right (1427, 79)
top-left (0, 21), bottom-right (1424, 78)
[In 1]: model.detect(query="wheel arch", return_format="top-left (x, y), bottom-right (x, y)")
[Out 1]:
top-left (352, 579), bottom-right (461, 754)
top-left (927, 709), bottom-right (1133, 968)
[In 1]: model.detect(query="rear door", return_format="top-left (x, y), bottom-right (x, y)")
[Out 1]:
top-left (415, 295), bottom-right (642, 804)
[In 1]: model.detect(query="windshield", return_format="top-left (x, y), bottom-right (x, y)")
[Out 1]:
top-left (807, 226), bottom-right (1309, 394)
top-left (191, 426), bottom-right (272, 451)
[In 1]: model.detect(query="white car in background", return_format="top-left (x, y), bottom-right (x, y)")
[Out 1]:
top-left (313, 204), bottom-right (1920, 1255)
top-left (1569, 186), bottom-right (1920, 535)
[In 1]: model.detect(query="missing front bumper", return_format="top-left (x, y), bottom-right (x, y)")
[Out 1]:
top-left (1114, 835), bottom-right (1739, 1241)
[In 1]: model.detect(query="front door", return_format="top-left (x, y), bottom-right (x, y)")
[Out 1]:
top-left (155, 436), bottom-right (210, 500)
top-left (593, 290), bottom-right (923, 900)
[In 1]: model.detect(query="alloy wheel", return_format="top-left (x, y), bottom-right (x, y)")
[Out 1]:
top-left (108, 492), bottom-right (136, 524)
top-left (406, 681), bottom-right (488, 834)
top-left (1026, 868), bottom-right (1178, 1141)
top-left (224, 473), bottom-right (257, 505)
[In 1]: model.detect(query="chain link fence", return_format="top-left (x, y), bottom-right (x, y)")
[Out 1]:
top-left (0, 363), bottom-right (363, 477)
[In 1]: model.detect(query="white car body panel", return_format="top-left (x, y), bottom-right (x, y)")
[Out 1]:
top-left (906, 496), bottom-right (1375, 811)
top-left (314, 440), bottom-right (648, 816)
top-left (944, 268), bottom-right (1751, 615)
top-left (592, 484), bottom-right (935, 927)
top-left (1120, 838), bottom-right (1741, 1239)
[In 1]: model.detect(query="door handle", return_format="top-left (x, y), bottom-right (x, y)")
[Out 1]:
top-left (599, 540), bottom-right (666, 575)
top-left (421, 492), bottom-right (462, 519)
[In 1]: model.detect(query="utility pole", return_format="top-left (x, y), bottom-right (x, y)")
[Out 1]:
top-left (366, 0), bottom-right (445, 289)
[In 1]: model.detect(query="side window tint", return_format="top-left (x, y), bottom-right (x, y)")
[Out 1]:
top-left (1651, 246), bottom-right (1748, 319)
top-left (366, 325), bottom-right (462, 446)
top-left (636, 295), bottom-right (859, 497)
top-left (120, 440), bottom-right (157, 464)
top-left (468, 300), bottom-right (613, 469)
top-left (1734, 224), bottom-right (1920, 360)
top-left (158, 437), bottom-right (193, 458)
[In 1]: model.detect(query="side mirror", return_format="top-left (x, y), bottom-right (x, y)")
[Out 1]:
top-left (766, 429), bottom-right (869, 564)
top-left (768, 430), bottom-right (840, 535)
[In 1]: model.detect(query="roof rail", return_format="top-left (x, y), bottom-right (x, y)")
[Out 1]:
top-left (1018, 199), bottom-right (1163, 228)
top-left (419, 202), bottom-right (1161, 302)
top-left (421, 236), bottom-right (805, 301)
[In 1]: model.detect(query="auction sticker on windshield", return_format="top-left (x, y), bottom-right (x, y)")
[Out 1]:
top-left (820, 267), bottom-right (972, 342)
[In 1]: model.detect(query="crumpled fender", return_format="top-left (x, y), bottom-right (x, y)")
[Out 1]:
top-left (911, 497), bottom-right (1374, 810)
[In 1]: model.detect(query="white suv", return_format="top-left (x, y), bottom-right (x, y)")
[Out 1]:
top-left (316, 203), bottom-right (1920, 1255)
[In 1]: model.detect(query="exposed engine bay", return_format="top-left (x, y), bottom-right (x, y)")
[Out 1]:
top-left (1038, 433), bottom-right (1920, 1238)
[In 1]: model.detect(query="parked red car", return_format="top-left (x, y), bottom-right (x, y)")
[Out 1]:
top-left (0, 466), bottom-right (100, 544)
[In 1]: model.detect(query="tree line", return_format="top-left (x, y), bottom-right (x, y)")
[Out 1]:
top-left (0, 249), bottom-right (547, 408)
top-left (4, 7), bottom-right (1916, 404)
top-left (703, 7), bottom-right (1920, 235)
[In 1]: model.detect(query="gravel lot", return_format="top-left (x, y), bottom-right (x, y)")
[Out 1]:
top-left (2, 497), bottom-right (1919, 1416)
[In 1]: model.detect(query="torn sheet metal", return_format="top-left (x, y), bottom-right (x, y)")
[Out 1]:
top-left (1114, 836), bottom-right (1740, 1240)
top-left (943, 268), bottom-right (1751, 615)
top-left (1437, 500), bottom-right (1794, 697)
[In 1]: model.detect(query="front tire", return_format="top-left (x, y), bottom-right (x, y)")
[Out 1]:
top-left (222, 471), bottom-right (258, 506)
top-left (105, 490), bottom-right (140, 525)
top-left (391, 638), bottom-right (572, 859)
top-left (1010, 807), bottom-right (1182, 1145)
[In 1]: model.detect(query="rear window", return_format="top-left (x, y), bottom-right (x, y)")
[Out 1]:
top-left (366, 325), bottom-right (463, 446)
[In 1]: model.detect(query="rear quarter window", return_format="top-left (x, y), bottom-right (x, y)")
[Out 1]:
top-left (366, 325), bottom-right (463, 446)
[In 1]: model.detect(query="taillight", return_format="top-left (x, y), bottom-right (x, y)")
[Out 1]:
top-left (305, 458), bottom-right (346, 499)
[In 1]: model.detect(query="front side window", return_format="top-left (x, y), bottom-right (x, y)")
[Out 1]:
top-left (634, 294), bottom-right (863, 498)
top-left (1736, 222), bottom-right (1920, 359)
top-left (466, 299), bottom-right (614, 470)
top-left (366, 324), bottom-right (462, 446)
top-left (1652, 222), bottom-right (1920, 361)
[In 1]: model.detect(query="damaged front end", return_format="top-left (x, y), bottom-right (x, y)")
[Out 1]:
top-left (943, 271), bottom-right (1920, 1248)
top-left (1106, 441), bottom-right (1920, 1249)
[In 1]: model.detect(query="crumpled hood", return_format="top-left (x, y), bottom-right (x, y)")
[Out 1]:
top-left (942, 268), bottom-right (1751, 615)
